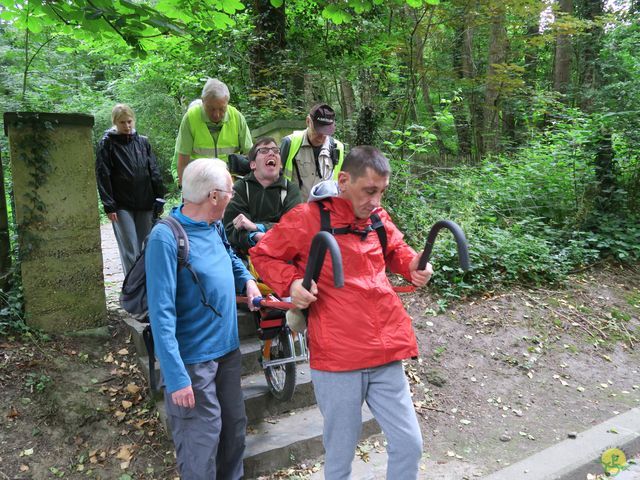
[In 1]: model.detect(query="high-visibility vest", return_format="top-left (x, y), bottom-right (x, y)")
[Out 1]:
top-left (187, 102), bottom-right (243, 161)
top-left (283, 130), bottom-right (344, 182)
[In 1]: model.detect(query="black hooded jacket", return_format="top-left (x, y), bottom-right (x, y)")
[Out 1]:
top-left (95, 128), bottom-right (165, 213)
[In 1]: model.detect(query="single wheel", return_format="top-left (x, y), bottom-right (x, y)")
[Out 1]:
top-left (263, 329), bottom-right (296, 402)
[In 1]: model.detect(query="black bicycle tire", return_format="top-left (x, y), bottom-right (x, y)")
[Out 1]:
top-left (264, 329), bottom-right (296, 402)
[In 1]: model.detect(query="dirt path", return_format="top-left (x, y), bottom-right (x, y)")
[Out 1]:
top-left (1, 226), bottom-right (638, 479)
top-left (407, 264), bottom-right (640, 478)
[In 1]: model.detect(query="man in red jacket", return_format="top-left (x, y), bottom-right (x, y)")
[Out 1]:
top-left (250, 146), bottom-right (433, 479)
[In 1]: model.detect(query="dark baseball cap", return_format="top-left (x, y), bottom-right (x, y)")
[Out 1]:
top-left (309, 103), bottom-right (336, 136)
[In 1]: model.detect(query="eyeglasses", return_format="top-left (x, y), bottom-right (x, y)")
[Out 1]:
top-left (256, 146), bottom-right (280, 155)
top-left (210, 189), bottom-right (235, 198)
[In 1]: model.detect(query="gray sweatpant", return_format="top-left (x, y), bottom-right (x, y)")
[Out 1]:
top-left (112, 209), bottom-right (153, 276)
top-left (164, 349), bottom-right (247, 480)
top-left (311, 361), bottom-right (423, 480)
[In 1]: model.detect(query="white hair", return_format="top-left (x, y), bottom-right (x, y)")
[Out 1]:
top-left (182, 158), bottom-right (229, 204)
top-left (201, 78), bottom-right (230, 101)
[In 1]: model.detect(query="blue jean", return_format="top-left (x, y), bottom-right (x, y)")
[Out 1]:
top-left (164, 349), bottom-right (246, 480)
top-left (311, 361), bottom-right (423, 480)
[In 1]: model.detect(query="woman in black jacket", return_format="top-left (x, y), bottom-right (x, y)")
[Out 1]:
top-left (96, 104), bottom-right (165, 275)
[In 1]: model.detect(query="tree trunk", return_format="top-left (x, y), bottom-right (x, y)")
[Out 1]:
top-left (340, 77), bottom-right (356, 121)
top-left (461, 18), bottom-right (484, 161)
top-left (249, 0), bottom-right (286, 96)
top-left (451, 23), bottom-right (471, 157)
top-left (524, 23), bottom-right (539, 85)
top-left (553, 0), bottom-right (573, 97)
top-left (577, 0), bottom-right (603, 111)
top-left (593, 130), bottom-right (617, 212)
top-left (355, 106), bottom-right (379, 147)
top-left (483, 5), bottom-right (507, 154)
top-left (410, 6), bottom-right (447, 154)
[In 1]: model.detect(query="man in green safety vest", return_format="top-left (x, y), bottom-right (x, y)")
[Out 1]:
top-left (172, 78), bottom-right (253, 186)
top-left (280, 103), bottom-right (344, 200)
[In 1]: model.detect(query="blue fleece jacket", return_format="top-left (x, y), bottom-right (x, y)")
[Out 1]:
top-left (145, 206), bottom-right (253, 393)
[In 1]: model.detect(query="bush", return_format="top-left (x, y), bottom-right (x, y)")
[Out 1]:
top-left (382, 111), bottom-right (639, 298)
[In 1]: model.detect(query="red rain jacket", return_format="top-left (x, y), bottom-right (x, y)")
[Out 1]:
top-left (250, 196), bottom-right (419, 372)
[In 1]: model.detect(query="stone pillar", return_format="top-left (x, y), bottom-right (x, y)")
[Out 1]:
top-left (251, 119), bottom-right (306, 144)
top-left (4, 112), bottom-right (107, 332)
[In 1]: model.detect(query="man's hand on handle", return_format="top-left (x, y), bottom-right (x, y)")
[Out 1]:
top-left (409, 255), bottom-right (433, 287)
top-left (107, 212), bottom-right (118, 222)
top-left (290, 278), bottom-right (318, 309)
top-left (245, 280), bottom-right (261, 312)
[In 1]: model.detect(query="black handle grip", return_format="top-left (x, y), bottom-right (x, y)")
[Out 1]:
top-left (418, 220), bottom-right (470, 271)
top-left (302, 231), bottom-right (344, 290)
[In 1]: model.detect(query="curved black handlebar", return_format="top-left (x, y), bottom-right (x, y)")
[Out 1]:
top-left (418, 220), bottom-right (470, 272)
top-left (302, 231), bottom-right (344, 290)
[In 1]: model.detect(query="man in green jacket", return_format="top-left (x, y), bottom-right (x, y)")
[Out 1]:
top-left (280, 103), bottom-right (344, 200)
top-left (224, 137), bottom-right (302, 254)
top-left (173, 78), bottom-right (253, 186)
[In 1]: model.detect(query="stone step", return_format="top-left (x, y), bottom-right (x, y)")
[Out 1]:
top-left (123, 312), bottom-right (260, 358)
top-left (146, 359), bottom-right (316, 423)
top-left (243, 405), bottom-right (381, 479)
top-left (237, 308), bottom-right (258, 340)
top-left (136, 338), bottom-right (264, 392)
top-left (242, 363), bottom-right (316, 424)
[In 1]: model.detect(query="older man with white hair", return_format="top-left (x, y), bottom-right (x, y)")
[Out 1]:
top-left (146, 158), bottom-right (261, 480)
top-left (173, 78), bottom-right (253, 185)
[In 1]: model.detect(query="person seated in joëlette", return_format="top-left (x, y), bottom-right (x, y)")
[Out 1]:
top-left (223, 137), bottom-right (302, 256)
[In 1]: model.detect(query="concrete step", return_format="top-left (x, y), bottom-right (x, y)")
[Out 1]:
top-left (136, 338), bottom-right (264, 392)
top-left (123, 313), bottom-right (260, 356)
top-left (483, 407), bottom-right (640, 480)
top-left (148, 359), bottom-right (316, 423)
top-left (243, 405), bottom-right (381, 479)
top-left (242, 363), bottom-right (315, 424)
top-left (237, 308), bottom-right (258, 340)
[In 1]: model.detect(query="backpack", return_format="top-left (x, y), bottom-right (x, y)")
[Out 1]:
top-left (120, 216), bottom-right (221, 392)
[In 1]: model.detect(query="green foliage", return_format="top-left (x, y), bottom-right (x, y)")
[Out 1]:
top-left (384, 108), bottom-right (639, 297)
top-left (0, 281), bottom-right (25, 336)
top-left (24, 372), bottom-right (52, 394)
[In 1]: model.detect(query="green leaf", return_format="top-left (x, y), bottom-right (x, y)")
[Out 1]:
top-left (270, 0), bottom-right (284, 6)
top-left (27, 17), bottom-right (43, 33)
top-left (221, 0), bottom-right (245, 14)
top-left (406, 0), bottom-right (423, 7)
top-left (425, 0), bottom-right (440, 4)
top-left (322, 4), bottom-right (353, 25)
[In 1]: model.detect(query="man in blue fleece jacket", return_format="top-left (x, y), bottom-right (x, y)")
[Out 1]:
top-left (146, 157), bottom-right (261, 480)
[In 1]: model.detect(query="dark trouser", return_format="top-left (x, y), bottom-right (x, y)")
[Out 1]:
top-left (164, 349), bottom-right (247, 480)
top-left (112, 209), bottom-right (153, 276)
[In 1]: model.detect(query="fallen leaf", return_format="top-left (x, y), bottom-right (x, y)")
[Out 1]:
top-left (116, 445), bottom-right (134, 461)
top-left (20, 448), bottom-right (34, 457)
top-left (117, 348), bottom-right (129, 356)
top-left (7, 406), bottom-right (20, 419)
top-left (19, 465), bottom-right (29, 472)
top-left (104, 353), bottom-right (114, 363)
top-left (122, 400), bottom-right (133, 410)
top-left (126, 383), bottom-right (141, 395)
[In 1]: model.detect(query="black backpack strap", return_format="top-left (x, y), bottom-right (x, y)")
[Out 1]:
top-left (158, 217), bottom-right (221, 317)
top-left (317, 201), bottom-right (352, 236)
top-left (158, 217), bottom-right (189, 267)
top-left (329, 137), bottom-right (339, 166)
top-left (142, 325), bottom-right (157, 392)
top-left (318, 201), bottom-right (387, 254)
top-left (369, 213), bottom-right (387, 257)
